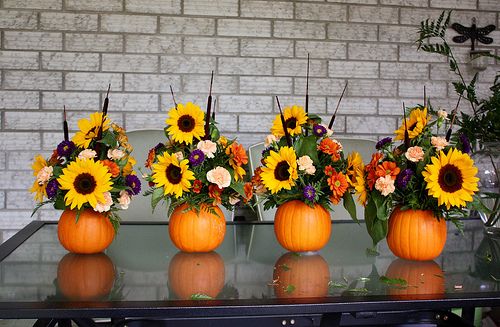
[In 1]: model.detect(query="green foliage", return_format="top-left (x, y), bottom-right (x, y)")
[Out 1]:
top-left (343, 191), bottom-right (357, 223)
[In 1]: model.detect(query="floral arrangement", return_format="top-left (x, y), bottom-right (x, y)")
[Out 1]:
top-left (252, 99), bottom-right (361, 217)
top-left (357, 103), bottom-right (480, 246)
top-left (144, 101), bottom-right (252, 215)
top-left (30, 106), bottom-right (141, 230)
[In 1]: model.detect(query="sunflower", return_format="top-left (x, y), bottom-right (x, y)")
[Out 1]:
top-left (261, 146), bottom-right (298, 194)
top-left (166, 102), bottom-right (205, 145)
top-left (422, 148), bottom-right (479, 210)
top-left (152, 152), bottom-right (195, 198)
top-left (72, 112), bottom-right (110, 148)
top-left (394, 107), bottom-right (429, 140)
top-left (29, 155), bottom-right (48, 202)
top-left (353, 168), bottom-right (368, 206)
top-left (271, 105), bottom-right (308, 137)
top-left (57, 158), bottom-right (113, 210)
top-left (346, 151), bottom-right (363, 186)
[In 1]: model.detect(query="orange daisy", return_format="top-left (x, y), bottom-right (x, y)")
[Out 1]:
top-left (328, 171), bottom-right (349, 204)
top-left (375, 161), bottom-right (400, 180)
top-left (101, 159), bottom-right (120, 177)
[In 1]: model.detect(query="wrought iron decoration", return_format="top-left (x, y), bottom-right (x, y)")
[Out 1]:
top-left (451, 18), bottom-right (496, 51)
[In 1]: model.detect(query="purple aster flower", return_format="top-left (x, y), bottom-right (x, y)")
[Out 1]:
top-left (154, 142), bottom-right (164, 151)
top-left (376, 137), bottom-right (392, 150)
top-left (303, 185), bottom-right (316, 202)
top-left (46, 179), bottom-right (59, 199)
top-left (188, 149), bottom-right (205, 166)
top-left (312, 124), bottom-right (327, 137)
top-left (262, 147), bottom-right (271, 157)
top-left (396, 169), bottom-right (413, 189)
top-left (125, 174), bottom-right (141, 195)
top-left (56, 140), bottom-right (76, 157)
top-left (459, 133), bottom-right (472, 154)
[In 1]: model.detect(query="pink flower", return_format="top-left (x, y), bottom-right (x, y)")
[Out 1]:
top-left (78, 149), bottom-right (97, 160)
top-left (107, 149), bottom-right (125, 160)
top-left (297, 155), bottom-right (316, 175)
top-left (197, 140), bottom-right (217, 158)
top-left (431, 136), bottom-right (449, 151)
top-left (264, 134), bottom-right (278, 147)
top-left (375, 175), bottom-right (395, 197)
top-left (36, 166), bottom-right (53, 185)
top-left (174, 151), bottom-right (184, 161)
top-left (94, 192), bottom-right (113, 212)
top-left (118, 190), bottom-right (131, 210)
top-left (405, 146), bottom-right (425, 162)
top-left (437, 110), bottom-right (448, 119)
top-left (207, 166), bottom-right (231, 188)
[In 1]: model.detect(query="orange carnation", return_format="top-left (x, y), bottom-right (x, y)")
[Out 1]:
top-left (327, 171), bottom-right (348, 204)
top-left (244, 182), bottom-right (253, 203)
top-left (101, 159), bottom-right (120, 177)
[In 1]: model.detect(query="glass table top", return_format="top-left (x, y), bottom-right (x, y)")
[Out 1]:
top-left (0, 219), bottom-right (498, 306)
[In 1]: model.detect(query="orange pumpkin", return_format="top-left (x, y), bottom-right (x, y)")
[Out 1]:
top-left (274, 200), bottom-right (331, 252)
top-left (273, 252), bottom-right (330, 298)
top-left (58, 209), bottom-right (115, 254)
top-left (168, 251), bottom-right (225, 299)
top-left (169, 204), bottom-right (226, 253)
top-left (57, 253), bottom-right (115, 300)
top-left (387, 207), bottom-right (447, 261)
top-left (385, 259), bottom-right (445, 298)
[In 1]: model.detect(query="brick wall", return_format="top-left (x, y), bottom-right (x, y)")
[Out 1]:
top-left (0, 0), bottom-right (499, 241)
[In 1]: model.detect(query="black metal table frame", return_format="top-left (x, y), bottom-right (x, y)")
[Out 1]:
top-left (1, 221), bottom-right (498, 327)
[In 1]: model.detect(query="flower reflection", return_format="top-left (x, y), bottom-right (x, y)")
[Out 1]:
top-left (385, 259), bottom-right (444, 298)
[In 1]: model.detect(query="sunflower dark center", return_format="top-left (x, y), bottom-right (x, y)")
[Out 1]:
top-left (285, 118), bottom-right (297, 130)
top-left (87, 126), bottom-right (97, 137)
top-left (408, 122), bottom-right (417, 131)
top-left (73, 173), bottom-right (97, 195)
top-left (438, 164), bottom-right (463, 193)
top-left (177, 115), bottom-right (195, 133)
top-left (274, 161), bottom-right (291, 181)
top-left (166, 164), bottom-right (182, 184)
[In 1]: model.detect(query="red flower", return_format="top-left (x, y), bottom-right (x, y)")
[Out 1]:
top-left (208, 184), bottom-right (223, 205)
top-left (324, 165), bottom-right (335, 177)
top-left (244, 182), bottom-right (253, 203)
top-left (193, 179), bottom-right (203, 194)
top-left (375, 161), bottom-right (400, 180)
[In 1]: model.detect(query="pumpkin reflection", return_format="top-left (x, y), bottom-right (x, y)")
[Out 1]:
top-left (168, 251), bottom-right (225, 299)
top-left (385, 259), bottom-right (445, 298)
top-left (57, 253), bottom-right (115, 300)
top-left (273, 252), bottom-right (330, 298)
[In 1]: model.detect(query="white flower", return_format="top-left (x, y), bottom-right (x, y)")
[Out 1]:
top-left (174, 151), bottom-right (184, 161)
top-left (206, 166), bottom-right (231, 188)
top-left (322, 124), bottom-right (334, 137)
top-left (107, 149), bottom-right (125, 160)
top-left (78, 149), bottom-right (97, 160)
top-left (94, 192), bottom-right (113, 213)
top-left (264, 134), bottom-right (278, 147)
top-left (297, 155), bottom-right (316, 175)
top-left (36, 166), bottom-right (53, 185)
top-left (197, 140), bottom-right (217, 158)
top-left (118, 190), bottom-right (131, 210)
top-left (431, 136), bottom-right (449, 151)
top-left (437, 110), bottom-right (448, 119)
top-left (375, 175), bottom-right (395, 197)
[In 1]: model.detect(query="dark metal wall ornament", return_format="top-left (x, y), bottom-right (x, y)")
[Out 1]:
top-left (451, 18), bottom-right (496, 51)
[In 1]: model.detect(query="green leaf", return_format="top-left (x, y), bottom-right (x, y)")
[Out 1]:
top-left (342, 191), bottom-right (358, 223)
top-left (151, 187), bottom-right (164, 212)
top-left (372, 192), bottom-right (389, 221)
top-left (379, 276), bottom-right (408, 287)
top-left (284, 285), bottom-right (295, 294)
top-left (52, 166), bottom-right (63, 177)
top-left (54, 197), bottom-right (65, 210)
top-left (346, 288), bottom-right (369, 294)
top-left (229, 181), bottom-right (246, 198)
top-left (364, 198), bottom-right (388, 247)
top-left (328, 281), bottom-right (348, 289)
top-left (281, 264), bottom-right (290, 271)
top-left (190, 293), bottom-right (213, 300)
top-left (294, 135), bottom-right (319, 163)
top-left (97, 131), bottom-right (117, 147)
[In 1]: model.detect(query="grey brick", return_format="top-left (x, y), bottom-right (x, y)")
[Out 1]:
top-left (65, 73), bottom-right (123, 91)
top-left (241, 39), bottom-right (294, 58)
top-left (0, 133), bottom-right (41, 150)
top-left (218, 19), bottom-right (271, 38)
top-left (125, 35), bottom-right (181, 54)
top-left (101, 14), bottom-right (157, 33)
top-left (430, 0), bottom-right (476, 9)
top-left (328, 23), bottom-right (377, 41)
top-left (346, 116), bottom-right (397, 134)
top-left (274, 21), bottom-right (325, 39)
top-left (5, 112), bottom-right (62, 130)
top-left (125, 74), bottom-right (180, 93)
top-left (399, 81), bottom-right (447, 98)
top-left (218, 57), bottom-right (272, 75)
top-left (327, 97), bottom-right (377, 115)
top-left (4, 32), bottom-right (62, 50)
top-left (0, 152), bottom-right (5, 170)
top-left (348, 44), bottom-right (398, 61)
top-left (161, 56), bottom-right (216, 74)
top-left (159, 17), bottom-right (215, 35)
top-left (65, 0), bottom-right (123, 11)
top-left (347, 80), bottom-right (398, 97)
top-left (3, 0), bottom-right (62, 9)
top-left (184, 37), bottom-right (238, 56)
top-left (238, 114), bottom-right (275, 132)
top-left (4, 71), bottom-right (62, 91)
top-left (102, 54), bottom-right (159, 73)
top-left (183, 75), bottom-right (238, 94)
top-left (160, 94), bottom-right (206, 109)
top-left (296, 41), bottom-right (346, 59)
top-left (401, 9), bottom-right (496, 26)
top-left (399, 45), bottom-right (447, 63)
top-left (327, 0), bottom-right (377, 3)
top-left (274, 58), bottom-right (327, 77)
top-left (0, 10), bottom-right (38, 29)
top-left (40, 13), bottom-right (98, 31)
top-left (295, 3), bottom-right (347, 22)
top-left (125, 0), bottom-right (181, 14)
top-left (7, 151), bottom-right (50, 171)
top-left (125, 113), bottom-right (169, 130)
top-left (479, 0), bottom-right (500, 10)
top-left (0, 211), bottom-right (34, 229)
top-left (379, 25), bottom-right (419, 43)
top-left (349, 6), bottom-right (398, 24)
top-left (6, 191), bottom-right (35, 210)
top-left (329, 61), bottom-right (379, 78)
top-left (241, 1), bottom-right (293, 19)
top-left (218, 95), bottom-right (272, 113)
top-left (107, 93), bottom-right (159, 112)
top-left (0, 193), bottom-right (4, 210)
top-left (380, 63), bottom-right (429, 80)
top-left (379, 0), bottom-right (428, 6)
top-left (240, 76), bottom-right (292, 94)
top-left (41, 52), bottom-right (99, 71)
top-left (294, 78), bottom-right (345, 96)
top-left (273, 96), bottom-right (327, 114)
top-left (379, 98), bottom-right (420, 115)
top-left (184, 0), bottom-right (238, 16)
top-left (0, 171), bottom-right (34, 189)
top-left (65, 33), bottom-right (123, 52)
top-left (41, 92), bottom-right (100, 110)
top-left (0, 51), bottom-right (39, 69)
